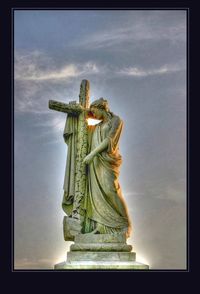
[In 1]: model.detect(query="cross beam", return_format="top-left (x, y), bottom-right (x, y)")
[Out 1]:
top-left (48, 100), bottom-right (83, 115)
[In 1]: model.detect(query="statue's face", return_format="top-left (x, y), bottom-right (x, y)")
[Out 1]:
top-left (90, 107), bottom-right (103, 120)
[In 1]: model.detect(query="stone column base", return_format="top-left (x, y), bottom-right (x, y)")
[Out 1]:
top-left (54, 234), bottom-right (149, 270)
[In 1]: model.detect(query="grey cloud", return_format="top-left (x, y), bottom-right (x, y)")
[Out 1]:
top-left (71, 15), bottom-right (186, 50)
top-left (15, 51), bottom-right (102, 81)
top-left (118, 63), bottom-right (185, 77)
top-left (15, 49), bottom-right (186, 116)
top-left (14, 50), bottom-right (108, 114)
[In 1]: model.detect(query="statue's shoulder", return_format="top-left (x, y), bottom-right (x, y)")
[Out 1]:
top-left (108, 113), bottom-right (124, 132)
top-left (110, 113), bottom-right (123, 125)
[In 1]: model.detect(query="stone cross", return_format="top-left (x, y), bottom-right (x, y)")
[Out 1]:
top-left (49, 80), bottom-right (90, 222)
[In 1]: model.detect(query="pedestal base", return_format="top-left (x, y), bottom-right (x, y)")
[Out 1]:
top-left (55, 260), bottom-right (149, 270)
top-left (54, 234), bottom-right (149, 270)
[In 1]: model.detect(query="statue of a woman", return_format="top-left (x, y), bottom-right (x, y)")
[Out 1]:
top-left (52, 86), bottom-right (149, 269)
top-left (82, 98), bottom-right (131, 238)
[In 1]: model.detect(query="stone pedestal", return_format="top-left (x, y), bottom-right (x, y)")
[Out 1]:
top-left (54, 234), bottom-right (149, 270)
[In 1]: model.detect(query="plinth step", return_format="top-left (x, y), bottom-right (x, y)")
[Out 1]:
top-left (54, 261), bottom-right (149, 270)
top-left (70, 243), bottom-right (132, 252)
top-left (67, 251), bottom-right (136, 261)
top-left (54, 233), bottom-right (149, 270)
top-left (74, 233), bottom-right (126, 243)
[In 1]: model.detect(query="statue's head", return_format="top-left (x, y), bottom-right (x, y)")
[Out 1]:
top-left (90, 97), bottom-right (109, 111)
top-left (90, 98), bottom-right (110, 120)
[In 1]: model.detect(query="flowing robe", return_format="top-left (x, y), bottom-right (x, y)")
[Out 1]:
top-left (83, 113), bottom-right (131, 236)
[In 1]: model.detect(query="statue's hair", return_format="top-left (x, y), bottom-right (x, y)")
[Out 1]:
top-left (90, 97), bottom-right (110, 112)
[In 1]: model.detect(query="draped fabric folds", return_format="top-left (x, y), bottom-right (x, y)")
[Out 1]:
top-left (61, 112), bottom-right (131, 237)
top-left (62, 115), bottom-right (78, 216)
top-left (83, 113), bottom-right (131, 236)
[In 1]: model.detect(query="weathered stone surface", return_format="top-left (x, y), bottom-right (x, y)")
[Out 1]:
top-left (67, 251), bottom-right (136, 261)
top-left (70, 231), bottom-right (132, 252)
top-left (63, 216), bottom-right (82, 241)
top-left (70, 243), bottom-right (132, 252)
top-left (54, 260), bottom-right (149, 270)
top-left (54, 244), bottom-right (149, 269)
top-left (74, 233), bottom-right (126, 244)
top-left (72, 80), bottom-right (90, 220)
top-left (49, 100), bottom-right (83, 114)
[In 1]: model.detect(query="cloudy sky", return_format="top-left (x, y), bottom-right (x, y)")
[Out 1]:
top-left (14, 10), bottom-right (187, 270)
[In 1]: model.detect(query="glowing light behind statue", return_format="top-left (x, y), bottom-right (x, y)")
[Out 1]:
top-left (87, 118), bottom-right (102, 126)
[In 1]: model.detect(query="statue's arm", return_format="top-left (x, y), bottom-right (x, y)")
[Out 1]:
top-left (83, 138), bottom-right (109, 164)
top-left (83, 116), bottom-right (123, 164)
top-left (90, 138), bottom-right (109, 156)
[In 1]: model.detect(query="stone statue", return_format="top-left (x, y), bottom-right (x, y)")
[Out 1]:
top-left (49, 80), bottom-right (149, 269)
top-left (82, 98), bottom-right (131, 237)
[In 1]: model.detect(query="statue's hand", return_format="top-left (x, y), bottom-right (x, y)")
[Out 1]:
top-left (83, 153), bottom-right (95, 164)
